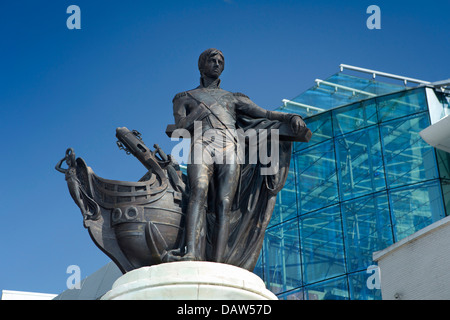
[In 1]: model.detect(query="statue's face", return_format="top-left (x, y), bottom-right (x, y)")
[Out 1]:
top-left (202, 53), bottom-right (224, 79)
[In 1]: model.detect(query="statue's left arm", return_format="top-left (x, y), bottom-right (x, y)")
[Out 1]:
top-left (234, 92), bottom-right (306, 134)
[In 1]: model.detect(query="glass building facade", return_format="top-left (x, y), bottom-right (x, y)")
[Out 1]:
top-left (254, 68), bottom-right (450, 300)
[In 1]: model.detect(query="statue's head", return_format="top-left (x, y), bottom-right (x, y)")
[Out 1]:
top-left (198, 48), bottom-right (225, 80)
top-left (65, 148), bottom-right (76, 167)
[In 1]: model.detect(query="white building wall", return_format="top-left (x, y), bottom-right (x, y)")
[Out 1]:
top-left (373, 215), bottom-right (450, 300)
top-left (1, 290), bottom-right (57, 300)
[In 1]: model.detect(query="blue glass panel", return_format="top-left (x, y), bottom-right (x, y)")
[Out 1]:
top-left (294, 111), bottom-right (333, 152)
top-left (435, 90), bottom-right (450, 118)
top-left (325, 73), bottom-right (406, 97)
top-left (304, 276), bottom-right (349, 300)
top-left (341, 193), bottom-right (393, 272)
top-left (275, 104), bottom-right (311, 119)
top-left (277, 288), bottom-right (304, 300)
top-left (295, 141), bottom-right (339, 214)
top-left (380, 112), bottom-right (437, 188)
top-left (300, 205), bottom-right (346, 284)
top-left (434, 150), bottom-right (450, 216)
top-left (348, 270), bottom-right (382, 300)
top-left (377, 88), bottom-right (427, 122)
top-left (290, 83), bottom-right (337, 111)
top-left (436, 149), bottom-right (450, 180)
top-left (389, 180), bottom-right (445, 241)
top-left (269, 162), bottom-right (298, 227)
top-left (263, 220), bottom-right (301, 294)
top-left (335, 126), bottom-right (385, 201)
top-left (289, 73), bottom-right (406, 113)
top-left (332, 99), bottom-right (377, 137)
top-left (441, 180), bottom-right (450, 217)
top-left (253, 251), bottom-right (264, 281)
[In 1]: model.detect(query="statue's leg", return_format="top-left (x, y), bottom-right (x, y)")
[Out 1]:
top-left (213, 162), bottom-right (240, 263)
top-left (183, 162), bottom-right (212, 261)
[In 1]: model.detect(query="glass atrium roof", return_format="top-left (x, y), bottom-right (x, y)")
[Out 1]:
top-left (278, 64), bottom-right (430, 118)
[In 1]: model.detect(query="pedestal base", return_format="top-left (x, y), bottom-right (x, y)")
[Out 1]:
top-left (101, 261), bottom-right (278, 300)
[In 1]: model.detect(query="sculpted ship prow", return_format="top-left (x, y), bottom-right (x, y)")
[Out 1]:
top-left (57, 122), bottom-right (311, 274)
top-left (56, 127), bottom-right (188, 273)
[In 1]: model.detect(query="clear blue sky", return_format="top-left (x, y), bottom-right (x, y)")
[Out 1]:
top-left (1, 0), bottom-right (448, 295)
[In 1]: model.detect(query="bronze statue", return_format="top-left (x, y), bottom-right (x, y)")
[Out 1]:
top-left (56, 49), bottom-right (312, 274)
top-left (55, 148), bottom-right (100, 225)
top-left (169, 48), bottom-right (308, 264)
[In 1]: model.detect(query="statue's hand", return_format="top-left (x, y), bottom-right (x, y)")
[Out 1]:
top-left (290, 115), bottom-right (306, 134)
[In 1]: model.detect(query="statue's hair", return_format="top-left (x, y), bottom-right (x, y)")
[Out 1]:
top-left (198, 48), bottom-right (225, 74)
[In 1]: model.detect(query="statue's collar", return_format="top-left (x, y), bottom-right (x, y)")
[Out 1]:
top-left (199, 77), bottom-right (221, 89)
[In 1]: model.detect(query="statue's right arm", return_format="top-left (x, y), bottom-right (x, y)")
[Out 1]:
top-left (55, 157), bottom-right (67, 173)
top-left (173, 93), bottom-right (207, 131)
top-left (173, 94), bottom-right (188, 129)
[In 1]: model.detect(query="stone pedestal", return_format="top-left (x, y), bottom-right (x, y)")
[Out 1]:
top-left (101, 261), bottom-right (277, 300)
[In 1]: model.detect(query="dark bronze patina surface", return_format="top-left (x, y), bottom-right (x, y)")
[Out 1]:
top-left (56, 49), bottom-right (311, 273)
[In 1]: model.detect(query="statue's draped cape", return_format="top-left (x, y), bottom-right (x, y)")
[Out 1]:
top-left (204, 115), bottom-right (293, 270)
